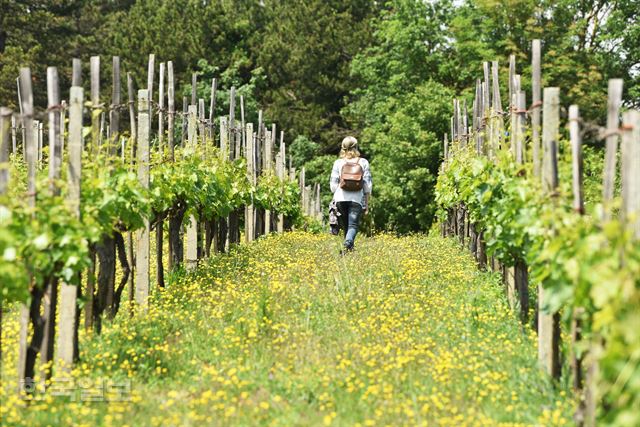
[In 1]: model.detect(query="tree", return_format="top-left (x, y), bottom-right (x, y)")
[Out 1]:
top-left (256, 0), bottom-right (381, 149)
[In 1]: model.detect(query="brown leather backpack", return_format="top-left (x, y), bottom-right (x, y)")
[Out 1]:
top-left (340, 158), bottom-right (364, 191)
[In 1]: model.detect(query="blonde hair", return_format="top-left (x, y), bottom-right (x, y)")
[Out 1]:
top-left (340, 136), bottom-right (360, 159)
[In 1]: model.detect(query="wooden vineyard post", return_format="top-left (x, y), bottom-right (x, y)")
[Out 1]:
top-left (166, 62), bottom-right (176, 264)
top-left (516, 91), bottom-right (527, 165)
top-left (277, 132), bottom-right (285, 233)
top-left (0, 108), bottom-right (9, 191)
top-left (90, 56), bottom-right (100, 153)
top-left (206, 78), bottom-right (217, 256)
top-left (155, 63), bottom-right (166, 287)
top-left (135, 90), bottom-right (150, 308)
top-left (181, 97), bottom-right (187, 146)
top-left (510, 91), bottom-right (518, 159)
top-left (158, 62), bottom-right (165, 153)
top-left (110, 56), bottom-right (121, 156)
top-left (10, 115), bottom-right (17, 154)
top-left (16, 77), bottom-right (25, 154)
top-left (127, 73), bottom-right (137, 148)
top-left (199, 99), bottom-right (206, 153)
top-left (601, 79), bottom-right (623, 221)
top-left (570, 106), bottom-right (585, 216)
top-left (220, 117), bottom-right (229, 161)
top-left (531, 40), bottom-right (542, 177)
top-left (0, 107), bottom-right (11, 363)
top-left (147, 54), bottom-right (155, 108)
top-left (245, 123), bottom-right (255, 243)
top-left (191, 72), bottom-right (197, 106)
top-left (17, 68), bottom-right (36, 394)
top-left (40, 67), bottom-right (62, 381)
top-left (60, 101), bottom-right (66, 155)
top-left (264, 124), bottom-right (274, 234)
top-left (57, 85), bottom-right (83, 373)
top-left (621, 110), bottom-right (640, 237)
top-left (316, 183), bottom-right (322, 221)
top-left (227, 87), bottom-right (240, 245)
top-left (167, 62), bottom-right (175, 161)
top-left (569, 104), bottom-right (586, 422)
top-left (217, 116), bottom-right (229, 252)
top-left (208, 78), bottom-right (217, 141)
top-left (126, 73), bottom-right (136, 311)
top-left (186, 105), bottom-right (198, 270)
top-left (539, 87), bottom-right (561, 379)
top-left (491, 60), bottom-right (503, 156)
top-left (37, 121), bottom-right (43, 166)
top-left (482, 62), bottom-right (491, 157)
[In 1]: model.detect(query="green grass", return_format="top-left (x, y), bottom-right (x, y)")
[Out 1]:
top-left (1, 232), bottom-right (573, 426)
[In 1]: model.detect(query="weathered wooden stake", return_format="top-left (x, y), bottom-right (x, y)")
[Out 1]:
top-left (126, 73), bottom-right (136, 310)
top-left (199, 98), bottom-right (206, 149)
top-left (621, 110), bottom-right (640, 236)
top-left (277, 132), bottom-right (285, 233)
top-left (158, 62), bottom-right (165, 154)
top-left (191, 72), bottom-right (197, 106)
top-left (0, 107), bottom-right (11, 364)
top-left (531, 40), bottom-right (542, 177)
top-left (569, 104), bottom-right (586, 422)
top-left (516, 91), bottom-right (526, 164)
top-left (245, 123), bottom-right (255, 242)
top-left (10, 115), bottom-right (17, 154)
top-left (602, 79), bottom-right (624, 221)
top-left (110, 56), bottom-right (121, 156)
top-left (539, 87), bottom-right (561, 379)
top-left (181, 96), bottom-right (187, 146)
top-left (167, 62), bottom-right (175, 161)
top-left (90, 56), bottom-right (100, 152)
top-left (17, 68), bottom-right (35, 393)
top-left (491, 60), bottom-right (503, 157)
top-left (135, 90), bottom-right (150, 308)
top-left (127, 73), bottom-right (137, 149)
top-left (72, 58), bottom-right (82, 86)
top-left (40, 67), bottom-right (62, 381)
top-left (57, 85), bottom-right (83, 373)
top-left (186, 105), bottom-right (198, 269)
top-left (208, 78), bottom-right (217, 141)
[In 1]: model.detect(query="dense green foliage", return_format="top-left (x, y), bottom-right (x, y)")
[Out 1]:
top-left (436, 144), bottom-right (640, 426)
top-left (1, 0), bottom-right (637, 232)
top-left (0, 143), bottom-right (300, 306)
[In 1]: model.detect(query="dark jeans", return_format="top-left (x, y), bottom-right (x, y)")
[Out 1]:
top-left (336, 201), bottom-right (363, 249)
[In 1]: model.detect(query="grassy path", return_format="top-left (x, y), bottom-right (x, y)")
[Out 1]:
top-left (1, 233), bottom-right (572, 426)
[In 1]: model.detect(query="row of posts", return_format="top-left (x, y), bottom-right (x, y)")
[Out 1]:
top-left (442, 38), bottom-right (638, 426)
top-left (3, 53), bottom-right (303, 395)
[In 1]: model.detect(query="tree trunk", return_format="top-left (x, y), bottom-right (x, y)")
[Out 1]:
top-left (112, 231), bottom-right (131, 317)
top-left (469, 223), bottom-right (478, 254)
top-left (40, 276), bottom-right (58, 381)
top-left (477, 231), bottom-right (487, 270)
top-left (85, 246), bottom-right (96, 331)
top-left (216, 217), bottom-right (228, 253)
top-left (94, 234), bottom-right (116, 334)
top-left (24, 286), bottom-right (45, 393)
top-left (169, 204), bottom-right (186, 269)
top-left (457, 204), bottom-right (465, 246)
top-left (228, 210), bottom-right (240, 245)
top-left (156, 220), bottom-right (165, 288)
top-left (515, 259), bottom-right (529, 323)
top-left (205, 219), bottom-right (215, 257)
top-left (73, 277), bottom-right (81, 362)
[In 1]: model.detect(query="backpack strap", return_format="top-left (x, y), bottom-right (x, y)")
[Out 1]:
top-left (345, 157), bottom-right (360, 165)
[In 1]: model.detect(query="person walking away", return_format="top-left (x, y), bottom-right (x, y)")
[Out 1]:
top-left (330, 136), bottom-right (372, 251)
